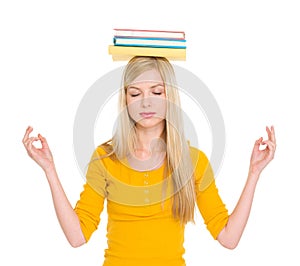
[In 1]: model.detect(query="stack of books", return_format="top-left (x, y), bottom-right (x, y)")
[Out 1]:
top-left (108, 29), bottom-right (186, 61)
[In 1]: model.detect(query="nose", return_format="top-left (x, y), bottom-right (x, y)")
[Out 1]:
top-left (141, 95), bottom-right (151, 108)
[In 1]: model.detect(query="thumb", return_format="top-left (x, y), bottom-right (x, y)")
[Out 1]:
top-left (253, 137), bottom-right (263, 151)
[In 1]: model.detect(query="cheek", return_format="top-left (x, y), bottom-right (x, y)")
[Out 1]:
top-left (126, 95), bottom-right (134, 115)
top-left (153, 98), bottom-right (167, 118)
top-left (126, 101), bottom-right (140, 121)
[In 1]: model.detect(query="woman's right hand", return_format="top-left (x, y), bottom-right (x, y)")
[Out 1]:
top-left (22, 126), bottom-right (55, 173)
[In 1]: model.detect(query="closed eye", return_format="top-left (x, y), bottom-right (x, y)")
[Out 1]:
top-left (130, 94), bottom-right (140, 97)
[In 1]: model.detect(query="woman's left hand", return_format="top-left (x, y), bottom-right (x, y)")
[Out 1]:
top-left (249, 126), bottom-right (276, 176)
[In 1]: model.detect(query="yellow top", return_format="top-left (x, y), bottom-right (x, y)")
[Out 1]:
top-left (74, 146), bottom-right (229, 266)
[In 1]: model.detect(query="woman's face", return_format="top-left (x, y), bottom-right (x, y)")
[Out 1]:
top-left (126, 69), bottom-right (167, 130)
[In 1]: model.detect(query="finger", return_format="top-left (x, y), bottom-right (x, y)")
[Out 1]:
top-left (266, 126), bottom-right (272, 141)
top-left (24, 136), bottom-right (39, 152)
top-left (266, 125), bottom-right (276, 143)
top-left (271, 125), bottom-right (276, 143)
top-left (253, 137), bottom-right (263, 151)
top-left (22, 126), bottom-right (33, 144)
top-left (262, 140), bottom-right (276, 152)
top-left (38, 134), bottom-right (49, 149)
top-left (24, 137), bottom-right (39, 147)
top-left (262, 140), bottom-right (276, 161)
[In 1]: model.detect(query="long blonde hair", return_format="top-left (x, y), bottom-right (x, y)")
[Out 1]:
top-left (104, 56), bottom-right (196, 224)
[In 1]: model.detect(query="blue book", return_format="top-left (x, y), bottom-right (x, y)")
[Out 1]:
top-left (113, 36), bottom-right (186, 49)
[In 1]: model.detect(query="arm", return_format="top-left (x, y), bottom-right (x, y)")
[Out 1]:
top-left (217, 126), bottom-right (276, 249)
top-left (22, 126), bottom-right (86, 247)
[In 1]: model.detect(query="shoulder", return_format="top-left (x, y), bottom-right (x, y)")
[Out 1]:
top-left (93, 141), bottom-right (117, 161)
top-left (87, 142), bottom-right (116, 172)
top-left (188, 145), bottom-right (210, 168)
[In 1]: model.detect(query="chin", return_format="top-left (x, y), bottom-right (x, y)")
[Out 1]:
top-left (136, 118), bottom-right (165, 129)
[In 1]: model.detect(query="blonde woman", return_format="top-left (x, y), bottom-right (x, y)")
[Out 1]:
top-left (22, 56), bottom-right (276, 266)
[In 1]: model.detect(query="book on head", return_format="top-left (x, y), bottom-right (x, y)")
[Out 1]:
top-left (113, 28), bottom-right (185, 40)
top-left (113, 36), bottom-right (186, 49)
top-left (108, 45), bottom-right (186, 61)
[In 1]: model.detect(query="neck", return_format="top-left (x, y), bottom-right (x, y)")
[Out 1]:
top-left (134, 122), bottom-right (166, 159)
top-left (127, 122), bottom-right (166, 171)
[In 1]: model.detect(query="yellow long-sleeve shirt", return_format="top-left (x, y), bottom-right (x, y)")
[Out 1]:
top-left (74, 146), bottom-right (229, 266)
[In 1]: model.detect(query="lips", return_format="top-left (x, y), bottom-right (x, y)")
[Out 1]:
top-left (139, 112), bottom-right (156, 118)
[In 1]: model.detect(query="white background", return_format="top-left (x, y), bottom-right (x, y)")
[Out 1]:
top-left (1, 0), bottom-right (299, 265)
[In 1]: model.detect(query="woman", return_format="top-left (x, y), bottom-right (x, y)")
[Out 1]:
top-left (22, 56), bottom-right (276, 266)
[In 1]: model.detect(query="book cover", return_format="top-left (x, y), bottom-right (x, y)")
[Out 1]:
top-left (113, 28), bottom-right (185, 40)
top-left (113, 36), bottom-right (186, 48)
top-left (108, 45), bottom-right (186, 61)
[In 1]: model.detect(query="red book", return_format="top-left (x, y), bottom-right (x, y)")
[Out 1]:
top-left (113, 28), bottom-right (185, 40)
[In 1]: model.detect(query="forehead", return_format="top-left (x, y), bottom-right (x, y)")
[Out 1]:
top-left (130, 69), bottom-right (163, 85)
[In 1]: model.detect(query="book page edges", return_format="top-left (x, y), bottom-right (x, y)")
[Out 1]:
top-left (108, 45), bottom-right (186, 61)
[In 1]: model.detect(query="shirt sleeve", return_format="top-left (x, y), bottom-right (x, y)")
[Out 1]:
top-left (191, 148), bottom-right (229, 239)
top-left (74, 148), bottom-right (107, 242)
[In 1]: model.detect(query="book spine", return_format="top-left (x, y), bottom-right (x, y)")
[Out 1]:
top-left (114, 36), bottom-right (186, 41)
top-left (108, 45), bottom-right (186, 61)
top-left (113, 29), bottom-right (185, 40)
top-left (114, 44), bottom-right (186, 49)
top-left (113, 37), bottom-right (186, 48)
top-left (108, 45), bottom-right (186, 56)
